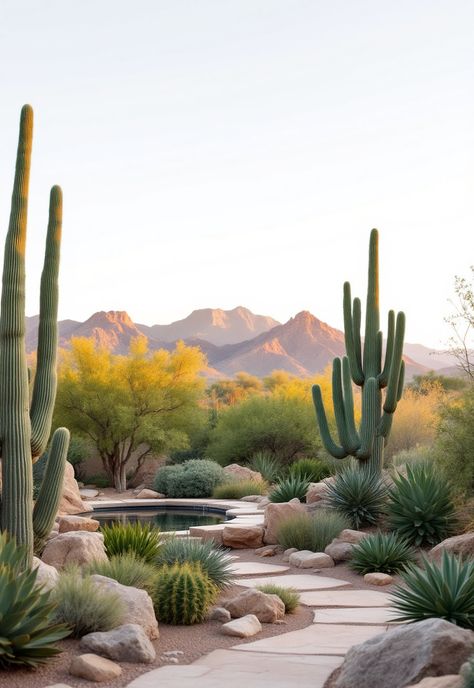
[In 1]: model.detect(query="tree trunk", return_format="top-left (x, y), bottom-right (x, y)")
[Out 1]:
top-left (112, 462), bottom-right (128, 492)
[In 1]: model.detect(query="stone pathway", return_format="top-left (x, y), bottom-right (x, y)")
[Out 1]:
top-left (126, 551), bottom-right (398, 688)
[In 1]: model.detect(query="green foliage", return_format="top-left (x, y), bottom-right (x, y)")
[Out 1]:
top-left (0, 533), bottom-right (69, 668)
top-left (86, 554), bottom-right (158, 593)
top-left (388, 463), bottom-right (456, 547)
top-left (390, 552), bottom-right (474, 629)
top-left (207, 395), bottom-right (321, 466)
top-left (153, 459), bottom-right (224, 498)
top-left (156, 537), bottom-right (234, 589)
top-left (53, 570), bottom-right (125, 637)
top-left (153, 562), bottom-right (218, 624)
top-left (249, 451), bottom-right (282, 483)
top-left (256, 584), bottom-right (300, 613)
top-left (435, 387), bottom-right (474, 497)
top-left (102, 522), bottom-right (162, 563)
top-left (409, 371), bottom-right (467, 393)
top-left (349, 531), bottom-right (417, 575)
top-left (83, 473), bottom-right (112, 488)
top-left (289, 457), bottom-right (332, 483)
top-left (390, 446), bottom-right (433, 469)
top-left (66, 435), bottom-right (92, 482)
top-left (325, 466), bottom-right (388, 529)
top-left (276, 510), bottom-right (350, 551)
top-left (213, 479), bottom-right (268, 499)
top-left (269, 475), bottom-right (310, 503)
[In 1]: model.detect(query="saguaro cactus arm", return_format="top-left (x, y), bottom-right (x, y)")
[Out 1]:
top-left (311, 385), bottom-right (348, 459)
top-left (33, 427), bottom-right (69, 548)
top-left (343, 283), bottom-right (364, 385)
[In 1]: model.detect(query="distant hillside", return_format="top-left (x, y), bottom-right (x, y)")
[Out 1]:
top-left (402, 342), bottom-right (453, 371)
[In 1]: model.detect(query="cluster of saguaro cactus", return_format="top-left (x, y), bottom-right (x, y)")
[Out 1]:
top-left (312, 229), bottom-right (405, 473)
top-left (0, 105), bottom-right (69, 565)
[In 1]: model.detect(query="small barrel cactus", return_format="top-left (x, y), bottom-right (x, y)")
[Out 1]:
top-left (153, 562), bottom-right (218, 625)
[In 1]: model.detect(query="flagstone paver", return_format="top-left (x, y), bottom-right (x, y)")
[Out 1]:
top-left (237, 573), bottom-right (351, 590)
top-left (230, 561), bottom-right (289, 576)
top-left (313, 606), bottom-right (400, 625)
top-left (299, 589), bottom-right (391, 607)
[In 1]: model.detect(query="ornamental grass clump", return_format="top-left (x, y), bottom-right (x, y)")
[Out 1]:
top-left (349, 531), bottom-right (417, 575)
top-left (256, 584), bottom-right (300, 613)
top-left (276, 510), bottom-right (350, 552)
top-left (212, 479), bottom-right (268, 499)
top-left (269, 474), bottom-right (310, 503)
top-left (0, 533), bottom-right (70, 668)
top-left (388, 463), bottom-right (456, 546)
top-left (390, 552), bottom-right (474, 629)
top-left (325, 465), bottom-right (388, 529)
top-left (289, 458), bottom-right (332, 483)
top-left (86, 553), bottom-right (158, 593)
top-left (101, 521), bottom-right (162, 563)
top-left (156, 537), bottom-right (234, 589)
top-left (153, 562), bottom-right (217, 625)
top-left (249, 451), bottom-right (282, 483)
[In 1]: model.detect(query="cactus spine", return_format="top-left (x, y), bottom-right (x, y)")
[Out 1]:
top-left (0, 105), bottom-right (69, 565)
top-left (312, 229), bottom-right (405, 473)
top-left (154, 562), bottom-right (218, 624)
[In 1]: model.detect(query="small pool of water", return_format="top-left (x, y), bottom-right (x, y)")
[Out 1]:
top-left (84, 508), bottom-right (227, 531)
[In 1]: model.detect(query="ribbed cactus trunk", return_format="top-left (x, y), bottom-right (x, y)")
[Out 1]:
top-left (312, 229), bottom-right (405, 474)
top-left (0, 106), bottom-right (69, 567)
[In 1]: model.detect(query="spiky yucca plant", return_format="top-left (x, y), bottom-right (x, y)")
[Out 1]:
top-left (156, 537), bottom-right (234, 589)
top-left (101, 521), bottom-right (161, 563)
top-left (153, 562), bottom-right (218, 625)
top-left (350, 531), bottom-right (417, 575)
top-left (0, 533), bottom-right (69, 668)
top-left (325, 465), bottom-right (388, 529)
top-left (249, 451), bottom-right (282, 483)
top-left (269, 475), bottom-right (310, 503)
top-left (388, 463), bottom-right (456, 546)
top-left (390, 552), bottom-right (474, 629)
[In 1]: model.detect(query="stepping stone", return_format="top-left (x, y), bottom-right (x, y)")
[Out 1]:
top-left (126, 650), bottom-right (343, 688)
top-left (237, 574), bottom-right (351, 591)
top-left (313, 607), bottom-right (400, 625)
top-left (233, 623), bottom-right (387, 656)
top-left (299, 590), bottom-right (391, 607)
top-left (230, 562), bottom-right (289, 576)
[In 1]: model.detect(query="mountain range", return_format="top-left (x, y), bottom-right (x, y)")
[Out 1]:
top-left (25, 306), bottom-right (455, 380)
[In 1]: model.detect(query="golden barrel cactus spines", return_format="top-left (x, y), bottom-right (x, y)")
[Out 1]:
top-left (312, 229), bottom-right (405, 474)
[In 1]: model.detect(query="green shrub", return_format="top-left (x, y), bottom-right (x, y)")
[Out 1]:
top-left (212, 479), bottom-right (268, 499)
top-left (0, 533), bottom-right (69, 668)
top-left (388, 463), bottom-right (456, 546)
top-left (83, 473), bottom-right (112, 489)
top-left (102, 522), bottom-right (162, 563)
top-left (349, 531), bottom-right (417, 575)
top-left (276, 510), bottom-right (350, 551)
top-left (53, 571), bottom-right (125, 637)
top-left (67, 436), bottom-right (92, 482)
top-left (435, 387), bottom-right (474, 497)
top-left (156, 537), bottom-right (234, 589)
top-left (390, 552), bottom-right (474, 629)
top-left (154, 459), bottom-right (224, 498)
top-left (86, 554), bottom-right (158, 593)
top-left (257, 584), bottom-right (300, 613)
top-left (249, 451), bottom-right (282, 483)
top-left (153, 562), bottom-right (217, 624)
top-left (289, 458), bottom-right (331, 483)
top-left (325, 466), bottom-right (388, 529)
top-left (269, 475), bottom-right (310, 503)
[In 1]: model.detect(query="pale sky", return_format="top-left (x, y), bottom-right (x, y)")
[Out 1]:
top-left (0, 0), bottom-right (473, 348)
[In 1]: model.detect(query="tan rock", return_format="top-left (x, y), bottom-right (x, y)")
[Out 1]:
top-left (364, 572), bottom-right (394, 586)
top-left (221, 614), bottom-right (262, 638)
top-left (325, 539), bottom-right (354, 562)
top-left (263, 498), bottom-right (306, 544)
top-left (430, 533), bottom-right (474, 563)
top-left (32, 556), bottom-right (60, 591)
top-left (289, 550), bottom-right (334, 568)
top-left (208, 606), bottom-right (232, 622)
top-left (58, 461), bottom-right (88, 516)
top-left (69, 654), bottom-right (122, 682)
top-left (255, 545), bottom-right (280, 557)
top-left (339, 529), bottom-right (369, 544)
top-left (58, 515), bottom-right (100, 533)
top-left (42, 531), bottom-right (107, 569)
top-left (406, 677), bottom-right (463, 688)
top-left (223, 463), bottom-right (262, 482)
top-left (189, 524), bottom-right (224, 545)
top-left (80, 624), bottom-right (156, 663)
top-left (223, 588), bottom-right (285, 623)
top-left (222, 525), bottom-right (264, 549)
top-left (135, 488), bottom-right (164, 499)
top-left (306, 482), bottom-right (330, 504)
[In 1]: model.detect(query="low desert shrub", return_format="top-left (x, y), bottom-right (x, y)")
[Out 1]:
top-left (83, 473), bottom-right (112, 489)
top-left (276, 510), bottom-right (350, 552)
top-left (212, 479), bottom-right (268, 499)
top-left (388, 463), bottom-right (456, 546)
top-left (325, 466), bottom-right (388, 529)
top-left (349, 531), bottom-right (417, 575)
top-left (390, 551), bottom-right (474, 629)
top-left (249, 451), bottom-right (282, 483)
top-left (53, 571), bottom-right (125, 637)
top-left (86, 554), bottom-right (158, 593)
top-left (156, 537), bottom-right (234, 589)
top-left (269, 475), bottom-right (310, 503)
top-left (289, 457), bottom-right (331, 483)
top-left (101, 522), bottom-right (162, 563)
top-left (154, 459), bottom-right (224, 498)
top-left (257, 583), bottom-right (300, 613)
top-left (153, 562), bottom-right (217, 624)
top-left (389, 445), bottom-right (433, 469)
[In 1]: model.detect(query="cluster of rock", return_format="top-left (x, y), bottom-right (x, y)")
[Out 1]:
top-left (210, 587), bottom-right (286, 639)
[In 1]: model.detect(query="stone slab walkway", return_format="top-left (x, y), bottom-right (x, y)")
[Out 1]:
top-left (237, 573), bottom-right (351, 590)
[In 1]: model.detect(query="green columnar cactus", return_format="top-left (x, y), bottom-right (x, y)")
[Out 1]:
top-left (0, 105), bottom-right (69, 565)
top-left (312, 229), bottom-right (405, 473)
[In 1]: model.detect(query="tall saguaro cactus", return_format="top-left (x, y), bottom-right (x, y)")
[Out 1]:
top-left (0, 105), bottom-right (69, 565)
top-left (312, 229), bottom-right (405, 473)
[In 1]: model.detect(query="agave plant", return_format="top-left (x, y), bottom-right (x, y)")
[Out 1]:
top-left (325, 466), bottom-right (388, 529)
top-left (0, 533), bottom-right (70, 668)
top-left (269, 475), bottom-right (310, 503)
top-left (388, 463), bottom-right (456, 546)
top-left (390, 551), bottom-right (474, 629)
top-left (101, 521), bottom-right (162, 563)
top-left (156, 537), bottom-right (234, 589)
top-left (249, 451), bottom-right (282, 483)
top-left (350, 531), bottom-right (417, 575)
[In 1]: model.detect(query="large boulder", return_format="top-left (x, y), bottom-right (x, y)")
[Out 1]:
top-left (58, 461), bottom-right (88, 516)
top-left (325, 539), bottom-right (355, 562)
top-left (58, 515), bottom-right (100, 533)
top-left (289, 550), bottom-right (334, 568)
top-left (430, 533), bottom-right (474, 562)
top-left (90, 575), bottom-right (159, 640)
top-left (263, 498), bottom-right (306, 544)
top-left (333, 618), bottom-right (474, 688)
top-left (80, 624), bottom-right (156, 663)
top-left (223, 588), bottom-right (285, 623)
top-left (42, 531), bottom-right (107, 569)
top-left (222, 525), bottom-right (264, 549)
top-left (306, 481), bottom-right (330, 504)
top-left (32, 557), bottom-right (59, 591)
top-left (223, 463), bottom-right (262, 482)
